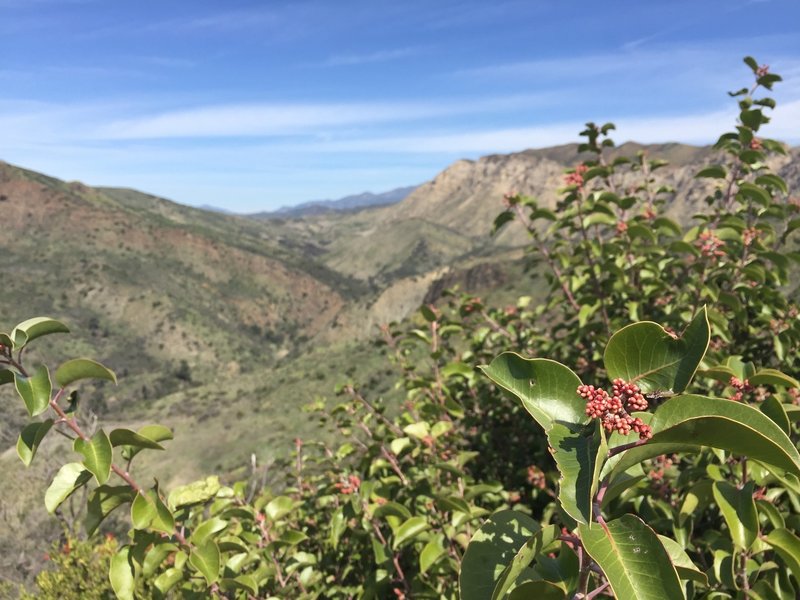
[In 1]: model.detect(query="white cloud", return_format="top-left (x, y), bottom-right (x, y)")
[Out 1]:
top-left (319, 47), bottom-right (421, 67)
top-left (91, 94), bottom-right (555, 139)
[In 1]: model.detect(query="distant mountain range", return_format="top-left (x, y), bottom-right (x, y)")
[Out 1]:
top-left (250, 185), bottom-right (418, 219)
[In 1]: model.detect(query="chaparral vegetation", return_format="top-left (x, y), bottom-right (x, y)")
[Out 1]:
top-left (3, 57), bottom-right (800, 600)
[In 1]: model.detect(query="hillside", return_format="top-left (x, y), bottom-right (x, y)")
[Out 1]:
top-left (1, 139), bottom-right (799, 585)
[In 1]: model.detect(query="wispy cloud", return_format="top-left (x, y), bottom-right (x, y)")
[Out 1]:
top-left (91, 94), bottom-right (554, 139)
top-left (318, 47), bottom-right (422, 67)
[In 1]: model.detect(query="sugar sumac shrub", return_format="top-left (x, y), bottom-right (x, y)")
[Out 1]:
top-left (5, 56), bottom-right (800, 600)
top-left (464, 57), bottom-right (800, 599)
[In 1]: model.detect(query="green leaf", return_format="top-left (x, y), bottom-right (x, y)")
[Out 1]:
top-left (0, 369), bottom-right (14, 386)
top-left (131, 489), bottom-right (174, 534)
top-left (548, 422), bottom-right (606, 524)
top-left (55, 358), bottom-right (116, 388)
top-left (10, 317), bottom-right (69, 349)
top-left (16, 419), bottom-right (53, 466)
top-left (507, 581), bottom-right (565, 599)
top-left (121, 424), bottom-right (173, 461)
top-left (191, 517), bottom-right (228, 545)
top-left (74, 429), bottom-right (113, 484)
top-left (460, 510), bottom-right (541, 600)
top-left (750, 369), bottom-right (800, 389)
top-left (265, 495), bottom-right (294, 521)
top-left (657, 535), bottom-right (708, 585)
top-left (153, 567), bottom-right (183, 596)
top-left (492, 524), bottom-right (559, 600)
top-left (481, 353), bottom-right (586, 432)
top-left (86, 485), bottom-right (135, 535)
top-left (44, 462), bottom-right (92, 513)
top-left (109, 428), bottom-right (165, 450)
top-left (604, 308), bottom-right (709, 393)
top-left (766, 528), bottom-right (800, 584)
top-left (392, 516), bottom-right (429, 549)
top-left (131, 492), bottom-right (156, 529)
top-left (738, 182), bottom-right (771, 206)
top-left (142, 542), bottom-right (177, 577)
top-left (168, 476), bottom-right (221, 510)
top-left (420, 536), bottom-right (446, 574)
top-left (744, 56), bottom-right (759, 72)
top-left (14, 366), bottom-right (52, 417)
top-left (109, 547), bottom-right (136, 600)
top-left (190, 540), bottom-right (220, 584)
top-left (607, 395), bottom-right (800, 478)
top-left (755, 173), bottom-right (788, 194)
top-left (696, 165), bottom-right (727, 179)
top-left (579, 515), bottom-right (683, 600)
top-left (760, 396), bottom-right (791, 436)
top-left (713, 481), bottom-right (759, 551)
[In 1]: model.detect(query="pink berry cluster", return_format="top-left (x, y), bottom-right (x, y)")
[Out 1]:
top-left (756, 64), bottom-right (770, 78)
top-left (697, 230), bottom-right (726, 258)
top-left (578, 378), bottom-right (653, 440)
top-left (563, 163), bottom-right (588, 188)
top-left (729, 376), bottom-right (753, 402)
top-left (742, 227), bottom-right (759, 247)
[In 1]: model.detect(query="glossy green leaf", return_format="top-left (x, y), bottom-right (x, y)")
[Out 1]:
top-left (153, 567), bottom-right (183, 596)
top-left (579, 515), bottom-right (683, 600)
top-left (492, 524), bottom-right (559, 600)
top-left (44, 462), bottom-right (92, 513)
top-left (481, 353), bottom-right (586, 431)
top-left (74, 429), bottom-right (113, 484)
top-left (142, 542), bottom-right (177, 577)
top-left (190, 540), bottom-right (220, 584)
top-left (760, 396), bottom-right (791, 436)
top-left (750, 369), bottom-right (800, 389)
top-left (265, 495), bottom-right (295, 521)
top-left (16, 419), bottom-right (53, 466)
top-left (131, 489), bottom-right (174, 534)
top-left (109, 428), bottom-right (165, 450)
top-left (168, 475), bottom-right (221, 510)
top-left (548, 422), bottom-right (606, 524)
top-left (766, 528), bottom-right (800, 584)
top-left (696, 165), bottom-right (727, 179)
top-left (607, 395), bottom-right (800, 478)
top-left (55, 358), bottom-right (116, 388)
top-left (86, 485), bottom-right (135, 535)
top-left (392, 516), bottom-right (429, 549)
top-left (11, 317), bottom-right (69, 349)
top-left (109, 547), bottom-right (136, 600)
top-left (713, 481), bottom-right (759, 550)
top-left (122, 424), bottom-right (173, 461)
top-left (507, 581), bottom-right (565, 600)
top-left (0, 369), bottom-right (14, 386)
top-left (191, 517), bottom-right (228, 545)
top-left (604, 308), bottom-right (709, 393)
top-left (657, 535), bottom-right (708, 584)
top-left (14, 366), bottom-right (52, 417)
top-left (460, 510), bottom-right (540, 600)
top-left (420, 536), bottom-right (446, 574)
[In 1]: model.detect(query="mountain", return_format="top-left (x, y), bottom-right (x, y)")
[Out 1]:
top-left (253, 185), bottom-right (418, 219)
top-left (1, 140), bottom-right (799, 583)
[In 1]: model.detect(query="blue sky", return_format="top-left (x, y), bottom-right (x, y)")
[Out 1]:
top-left (2, 0), bottom-right (799, 212)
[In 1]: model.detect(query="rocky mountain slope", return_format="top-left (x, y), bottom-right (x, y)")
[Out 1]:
top-left (1, 140), bottom-right (798, 584)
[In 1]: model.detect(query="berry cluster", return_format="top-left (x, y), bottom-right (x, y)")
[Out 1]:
top-left (563, 163), bottom-right (588, 187)
top-left (742, 227), bottom-right (759, 247)
top-left (729, 376), bottom-right (754, 402)
top-left (333, 474), bottom-right (361, 495)
top-left (697, 230), bottom-right (726, 258)
top-left (578, 379), bottom-right (653, 440)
